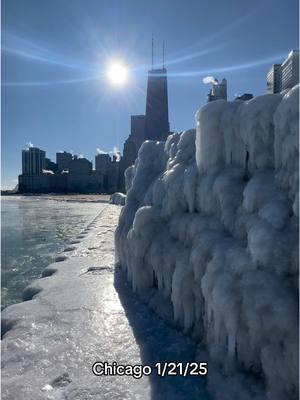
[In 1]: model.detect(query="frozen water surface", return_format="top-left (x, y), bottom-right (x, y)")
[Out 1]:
top-left (1, 196), bottom-right (103, 307)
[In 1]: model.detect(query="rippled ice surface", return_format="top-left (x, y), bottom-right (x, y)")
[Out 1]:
top-left (1, 196), bottom-right (103, 308)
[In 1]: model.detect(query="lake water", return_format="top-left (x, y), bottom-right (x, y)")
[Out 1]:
top-left (1, 196), bottom-right (104, 308)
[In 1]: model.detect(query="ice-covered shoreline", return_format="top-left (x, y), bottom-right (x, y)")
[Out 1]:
top-left (2, 194), bottom-right (111, 203)
top-left (1, 204), bottom-right (209, 400)
top-left (116, 86), bottom-right (299, 400)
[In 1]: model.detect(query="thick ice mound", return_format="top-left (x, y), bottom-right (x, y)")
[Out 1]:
top-left (115, 86), bottom-right (299, 400)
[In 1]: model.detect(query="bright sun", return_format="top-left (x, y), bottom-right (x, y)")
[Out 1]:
top-left (107, 62), bottom-right (128, 86)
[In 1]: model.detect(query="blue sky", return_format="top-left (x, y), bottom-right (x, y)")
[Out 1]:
top-left (1, 0), bottom-right (298, 189)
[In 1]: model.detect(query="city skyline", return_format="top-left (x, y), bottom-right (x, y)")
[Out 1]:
top-left (17, 65), bottom-right (171, 194)
top-left (2, 0), bottom-right (299, 189)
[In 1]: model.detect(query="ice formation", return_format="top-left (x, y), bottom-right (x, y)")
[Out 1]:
top-left (115, 85), bottom-right (299, 400)
top-left (110, 192), bottom-right (126, 206)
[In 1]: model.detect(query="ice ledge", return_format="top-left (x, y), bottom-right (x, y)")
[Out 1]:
top-left (1, 205), bottom-right (143, 399)
top-left (2, 257), bottom-right (112, 337)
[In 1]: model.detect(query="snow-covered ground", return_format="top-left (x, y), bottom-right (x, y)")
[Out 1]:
top-left (2, 205), bottom-right (209, 400)
top-left (116, 86), bottom-right (299, 400)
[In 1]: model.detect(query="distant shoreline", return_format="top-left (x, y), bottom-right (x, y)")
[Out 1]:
top-left (1, 193), bottom-right (111, 203)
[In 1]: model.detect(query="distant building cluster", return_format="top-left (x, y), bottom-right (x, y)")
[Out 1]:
top-left (267, 49), bottom-right (299, 94)
top-left (18, 67), bottom-right (170, 194)
top-left (205, 49), bottom-right (299, 103)
top-left (19, 147), bottom-right (122, 194)
top-left (203, 76), bottom-right (253, 103)
top-left (205, 77), bottom-right (254, 103)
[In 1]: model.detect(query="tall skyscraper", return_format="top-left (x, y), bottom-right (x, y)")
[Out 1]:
top-left (122, 42), bottom-right (171, 177)
top-left (267, 64), bottom-right (282, 94)
top-left (56, 151), bottom-right (72, 172)
top-left (144, 68), bottom-right (170, 141)
top-left (22, 147), bottom-right (45, 175)
top-left (266, 50), bottom-right (299, 94)
top-left (281, 50), bottom-right (299, 91)
top-left (130, 115), bottom-right (146, 149)
top-left (95, 153), bottom-right (111, 174)
top-left (123, 115), bottom-right (146, 170)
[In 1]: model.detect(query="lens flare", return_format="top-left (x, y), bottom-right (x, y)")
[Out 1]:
top-left (107, 62), bottom-right (128, 86)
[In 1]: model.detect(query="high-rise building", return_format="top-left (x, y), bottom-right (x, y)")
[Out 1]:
top-left (281, 50), bottom-right (299, 91)
top-left (45, 157), bottom-right (58, 173)
top-left (95, 153), bottom-right (111, 174)
top-left (207, 78), bottom-right (227, 102)
top-left (95, 153), bottom-right (111, 191)
top-left (123, 138), bottom-right (138, 170)
top-left (68, 156), bottom-right (92, 175)
top-left (144, 68), bottom-right (170, 141)
top-left (267, 64), bottom-right (282, 94)
top-left (123, 115), bottom-right (146, 170)
top-left (100, 155), bottom-right (123, 193)
top-left (266, 50), bottom-right (299, 94)
top-left (56, 151), bottom-right (73, 172)
top-left (22, 147), bottom-right (45, 175)
top-left (130, 115), bottom-right (146, 149)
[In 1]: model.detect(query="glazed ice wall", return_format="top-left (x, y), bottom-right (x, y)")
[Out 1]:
top-left (115, 86), bottom-right (299, 400)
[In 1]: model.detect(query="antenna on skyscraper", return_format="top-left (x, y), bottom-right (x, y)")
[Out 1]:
top-left (151, 34), bottom-right (154, 69)
top-left (162, 40), bottom-right (165, 68)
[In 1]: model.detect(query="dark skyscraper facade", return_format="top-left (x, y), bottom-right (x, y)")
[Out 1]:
top-left (22, 147), bottom-right (46, 175)
top-left (144, 68), bottom-right (170, 141)
top-left (123, 115), bottom-right (146, 171)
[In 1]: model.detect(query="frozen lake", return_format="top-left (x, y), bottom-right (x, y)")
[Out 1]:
top-left (1, 196), bottom-right (104, 308)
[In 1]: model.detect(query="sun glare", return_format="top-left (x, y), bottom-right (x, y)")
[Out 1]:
top-left (107, 62), bottom-right (128, 86)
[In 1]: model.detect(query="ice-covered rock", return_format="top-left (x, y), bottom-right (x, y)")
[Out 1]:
top-left (115, 86), bottom-right (299, 400)
top-left (110, 192), bottom-right (126, 206)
